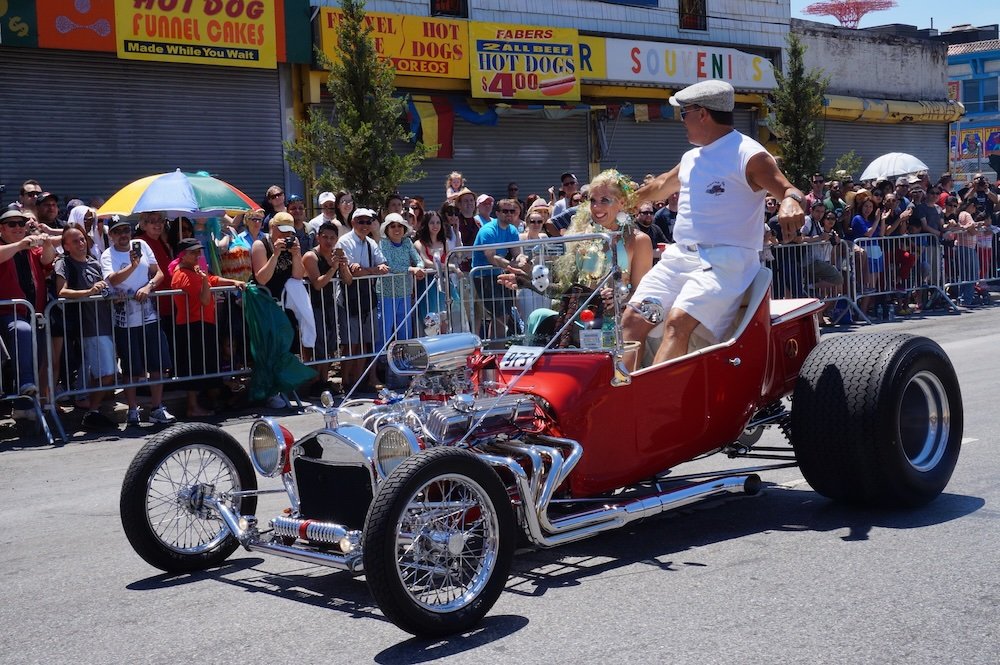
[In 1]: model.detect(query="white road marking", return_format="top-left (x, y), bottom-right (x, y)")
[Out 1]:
top-left (962, 437), bottom-right (978, 445)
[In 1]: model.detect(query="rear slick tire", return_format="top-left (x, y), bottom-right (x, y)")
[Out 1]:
top-left (790, 333), bottom-right (962, 508)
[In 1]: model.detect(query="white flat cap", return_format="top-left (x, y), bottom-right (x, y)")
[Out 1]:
top-left (669, 79), bottom-right (735, 112)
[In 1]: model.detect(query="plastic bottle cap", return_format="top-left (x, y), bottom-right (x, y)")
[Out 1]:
top-left (579, 309), bottom-right (595, 323)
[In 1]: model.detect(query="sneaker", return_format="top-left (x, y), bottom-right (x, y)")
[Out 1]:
top-left (149, 405), bottom-right (177, 424)
top-left (82, 410), bottom-right (117, 431)
top-left (267, 394), bottom-right (288, 409)
top-left (18, 383), bottom-right (38, 397)
top-left (126, 407), bottom-right (142, 426)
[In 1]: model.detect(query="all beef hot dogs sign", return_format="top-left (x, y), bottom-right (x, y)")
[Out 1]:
top-left (470, 23), bottom-right (580, 102)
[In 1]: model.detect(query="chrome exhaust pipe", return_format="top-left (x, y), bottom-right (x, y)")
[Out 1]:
top-left (478, 453), bottom-right (761, 548)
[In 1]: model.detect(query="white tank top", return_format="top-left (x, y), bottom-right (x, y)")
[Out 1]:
top-left (673, 130), bottom-right (768, 251)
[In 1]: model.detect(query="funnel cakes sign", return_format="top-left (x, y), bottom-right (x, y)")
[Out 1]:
top-left (114, 0), bottom-right (276, 68)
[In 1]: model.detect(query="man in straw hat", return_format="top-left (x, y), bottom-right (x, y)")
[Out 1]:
top-left (626, 79), bottom-right (806, 364)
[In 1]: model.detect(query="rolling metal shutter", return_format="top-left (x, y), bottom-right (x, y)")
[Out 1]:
top-left (405, 113), bottom-right (590, 209)
top-left (0, 48), bottom-right (284, 208)
top-left (821, 120), bottom-right (948, 180)
top-left (599, 110), bottom-right (757, 179)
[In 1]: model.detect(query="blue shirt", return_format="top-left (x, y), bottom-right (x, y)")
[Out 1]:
top-left (472, 220), bottom-right (520, 270)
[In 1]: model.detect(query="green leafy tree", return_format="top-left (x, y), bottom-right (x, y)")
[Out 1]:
top-left (826, 150), bottom-right (863, 182)
top-left (283, 0), bottom-right (433, 209)
top-left (767, 33), bottom-right (829, 190)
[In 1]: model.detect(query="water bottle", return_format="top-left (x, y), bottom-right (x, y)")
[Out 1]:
top-left (601, 315), bottom-right (616, 347)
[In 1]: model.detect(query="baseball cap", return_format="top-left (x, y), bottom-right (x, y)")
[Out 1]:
top-left (352, 207), bottom-right (377, 221)
top-left (270, 211), bottom-right (295, 232)
top-left (109, 217), bottom-right (132, 231)
top-left (476, 194), bottom-right (494, 206)
top-left (895, 177), bottom-right (908, 187)
top-left (35, 192), bottom-right (57, 204)
top-left (668, 79), bottom-right (735, 112)
top-left (318, 191), bottom-right (336, 205)
top-left (177, 237), bottom-right (203, 252)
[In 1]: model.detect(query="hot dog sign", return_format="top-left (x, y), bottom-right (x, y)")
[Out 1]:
top-left (470, 23), bottom-right (580, 101)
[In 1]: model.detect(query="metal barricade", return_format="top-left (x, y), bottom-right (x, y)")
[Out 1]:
top-left (0, 297), bottom-right (54, 443)
top-left (767, 239), bottom-right (865, 324)
top-left (851, 234), bottom-right (956, 318)
top-left (43, 286), bottom-right (251, 439)
top-left (943, 225), bottom-right (997, 306)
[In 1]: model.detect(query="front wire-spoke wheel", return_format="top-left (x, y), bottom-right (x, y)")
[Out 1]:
top-left (121, 423), bottom-right (257, 572)
top-left (364, 448), bottom-right (514, 636)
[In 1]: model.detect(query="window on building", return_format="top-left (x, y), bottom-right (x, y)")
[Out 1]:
top-left (430, 0), bottom-right (467, 18)
top-left (984, 77), bottom-right (999, 113)
top-left (679, 0), bottom-right (707, 31)
top-left (962, 79), bottom-right (980, 113)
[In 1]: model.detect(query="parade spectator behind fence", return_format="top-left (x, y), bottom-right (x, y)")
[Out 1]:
top-left (635, 201), bottom-right (668, 250)
top-left (944, 199), bottom-right (980, 306)
top-left (446, 171), bottom-right (465, 201)
top-left (101, 217), bottom-right (175, 426)
top-left (135, 213), bottom-right (172, 276)
top-left (308, 191), bottom-right (338, 236)
top-left (171, 237), bottom-right (246, 417)
top-left (303, 222), bottom-right (351, 396)
top-left (8, 180), bottom-right (42, 214)
top-left (653, 192), bottom-right (678, 244)
top-left (551, 172), bottom-right (578, 218)
top-left (407, 199), bottom-right (425, 239)
top-left (286, 195), bottom-right (314, 253)
top-left (414, 211), bottom-right (460, 334)
top-left (804, 173), bottom-right (826, 211)
top-left (473, 198), bottom-right (528, 339)
top-left (507, 182), bottom-right (526, 220)
top-left (475, 194), bottom-right (495, 227)
top-left (262, 185), bottom-right (286, 225)
top-left (849, 196), bottom-right (883, 293)
top-left (251, 212), bottom-right (316, 359)
top-left (333, 190), bottom-right (355, 238)
top-left (336, 208), bottom-right (388, 392)
top-left (439, 203), bottom-right (463, 247)
top-left (54, 226), bottom-right (117, 430)
top-left (963, 173), bottom-right (997, 222)
top-left (974, 211), bottom-right (997, 281)
top-left (801, 201), bottom-right (844, 300)
top-left (378, 213), bottom-right (425, 386)
top-left (236, 208), bottom-right (267, 248)
top-left (67, 205), bottom-right (107, 259)
top-left (33, 192), bottom-right (64, 233)
top-left (0, 209), bottom-right (55, 397)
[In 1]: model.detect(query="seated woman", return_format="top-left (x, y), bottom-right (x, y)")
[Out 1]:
top-left (499, 169), bottom-right (652, 346)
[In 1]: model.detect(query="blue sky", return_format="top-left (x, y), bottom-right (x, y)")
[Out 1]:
top-left (790, 1), bottom-right (1000, 31)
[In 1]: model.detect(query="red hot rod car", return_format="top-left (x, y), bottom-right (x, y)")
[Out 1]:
top-left (120, 235), bottom-right (962, 636)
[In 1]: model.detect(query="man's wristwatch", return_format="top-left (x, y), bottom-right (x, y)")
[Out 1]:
top-left (784, 192), bottom-right (804, 205)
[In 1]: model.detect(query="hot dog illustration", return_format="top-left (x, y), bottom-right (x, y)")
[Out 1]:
top-left (539, 74), bottom-right (577, 96)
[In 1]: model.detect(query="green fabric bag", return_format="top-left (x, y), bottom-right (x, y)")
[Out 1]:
top-left (243, 283), bottom-right (316, 401)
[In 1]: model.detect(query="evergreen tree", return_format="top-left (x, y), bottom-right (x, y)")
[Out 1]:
top-left (284, 0), bottom-right (432, 209)
top-left (768, 34), bottom-right (829, 190)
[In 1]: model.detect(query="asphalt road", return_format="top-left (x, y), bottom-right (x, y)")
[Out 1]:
top-left (1, 309), bottom-right (997, 665)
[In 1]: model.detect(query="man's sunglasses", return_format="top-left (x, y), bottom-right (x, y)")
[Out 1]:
top-left (22, 191), bottom-right (41, 198)
top-left (354, 218), bottom-right (374, 225)
top-left (267, 192), bottom-right (284, 199)
top-left (3, 219), bottom-right (28, 227)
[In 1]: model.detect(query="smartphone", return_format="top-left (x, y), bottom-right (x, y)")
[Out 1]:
top-left (131, 241), bottom-right (141, 255)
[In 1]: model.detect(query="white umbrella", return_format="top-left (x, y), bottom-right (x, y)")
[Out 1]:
top-left (859, 153), bottom-right (929, 182)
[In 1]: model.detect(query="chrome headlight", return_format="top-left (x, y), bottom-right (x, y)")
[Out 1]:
top-left (249, 418), bottom-right (285, 477)
top-left (374, 424), bottom-right (420, 478)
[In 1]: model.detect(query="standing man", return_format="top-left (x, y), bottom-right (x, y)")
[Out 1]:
top-left (804, 173), bottom-right (826, 211)
top-left (475, 194), bottom-right (496, 227)
top-left (551, 172), bottom-right (578, 217)
top-left (472, 199), bottom-right (527, 339)
top-left (635, 201), bottom-right (668, 249)
top-left (623, 80), bottom-right (805, 364)
top-left (8, 180), bottom-right (43, 213)
top-left (34, 192), bottom-right (65, 234)
top-left (308, 191), bottom-right (338, 235)
top-left (507, 182), bottom-right (526, 220)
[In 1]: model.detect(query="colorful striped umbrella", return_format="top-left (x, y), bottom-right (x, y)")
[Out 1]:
top-left (98, 169), bottom-right (259, 218)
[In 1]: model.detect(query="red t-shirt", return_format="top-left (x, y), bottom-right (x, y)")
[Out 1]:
top-left (0, 244), bottom-right (47, 314)
top-left (171, 266), bottom-right (220, 325)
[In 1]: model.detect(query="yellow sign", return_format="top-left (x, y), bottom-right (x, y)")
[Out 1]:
top-left (470, 22), bottom-right (580, 101)
top-left (319, 9), bottom-right (469, 79)
top-left (578, 35), bottom-right (607, 81)
top-left (114, 0), bottom-right (276, 68)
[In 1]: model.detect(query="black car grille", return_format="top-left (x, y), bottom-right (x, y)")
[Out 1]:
top-left (293, 458), bottom-right (373, 530)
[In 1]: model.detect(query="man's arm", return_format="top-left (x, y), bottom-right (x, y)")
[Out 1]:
top-left (747, 152), bottom-right (805, 233)
top-left (635, 165), bottom-right (680, 205)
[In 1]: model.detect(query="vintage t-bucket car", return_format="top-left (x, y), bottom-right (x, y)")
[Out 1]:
top-left (120, 235), bottom-right (963, 636)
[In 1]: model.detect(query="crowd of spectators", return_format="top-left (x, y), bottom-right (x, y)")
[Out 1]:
top-left (2, 168), bottom-right (998, 429)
